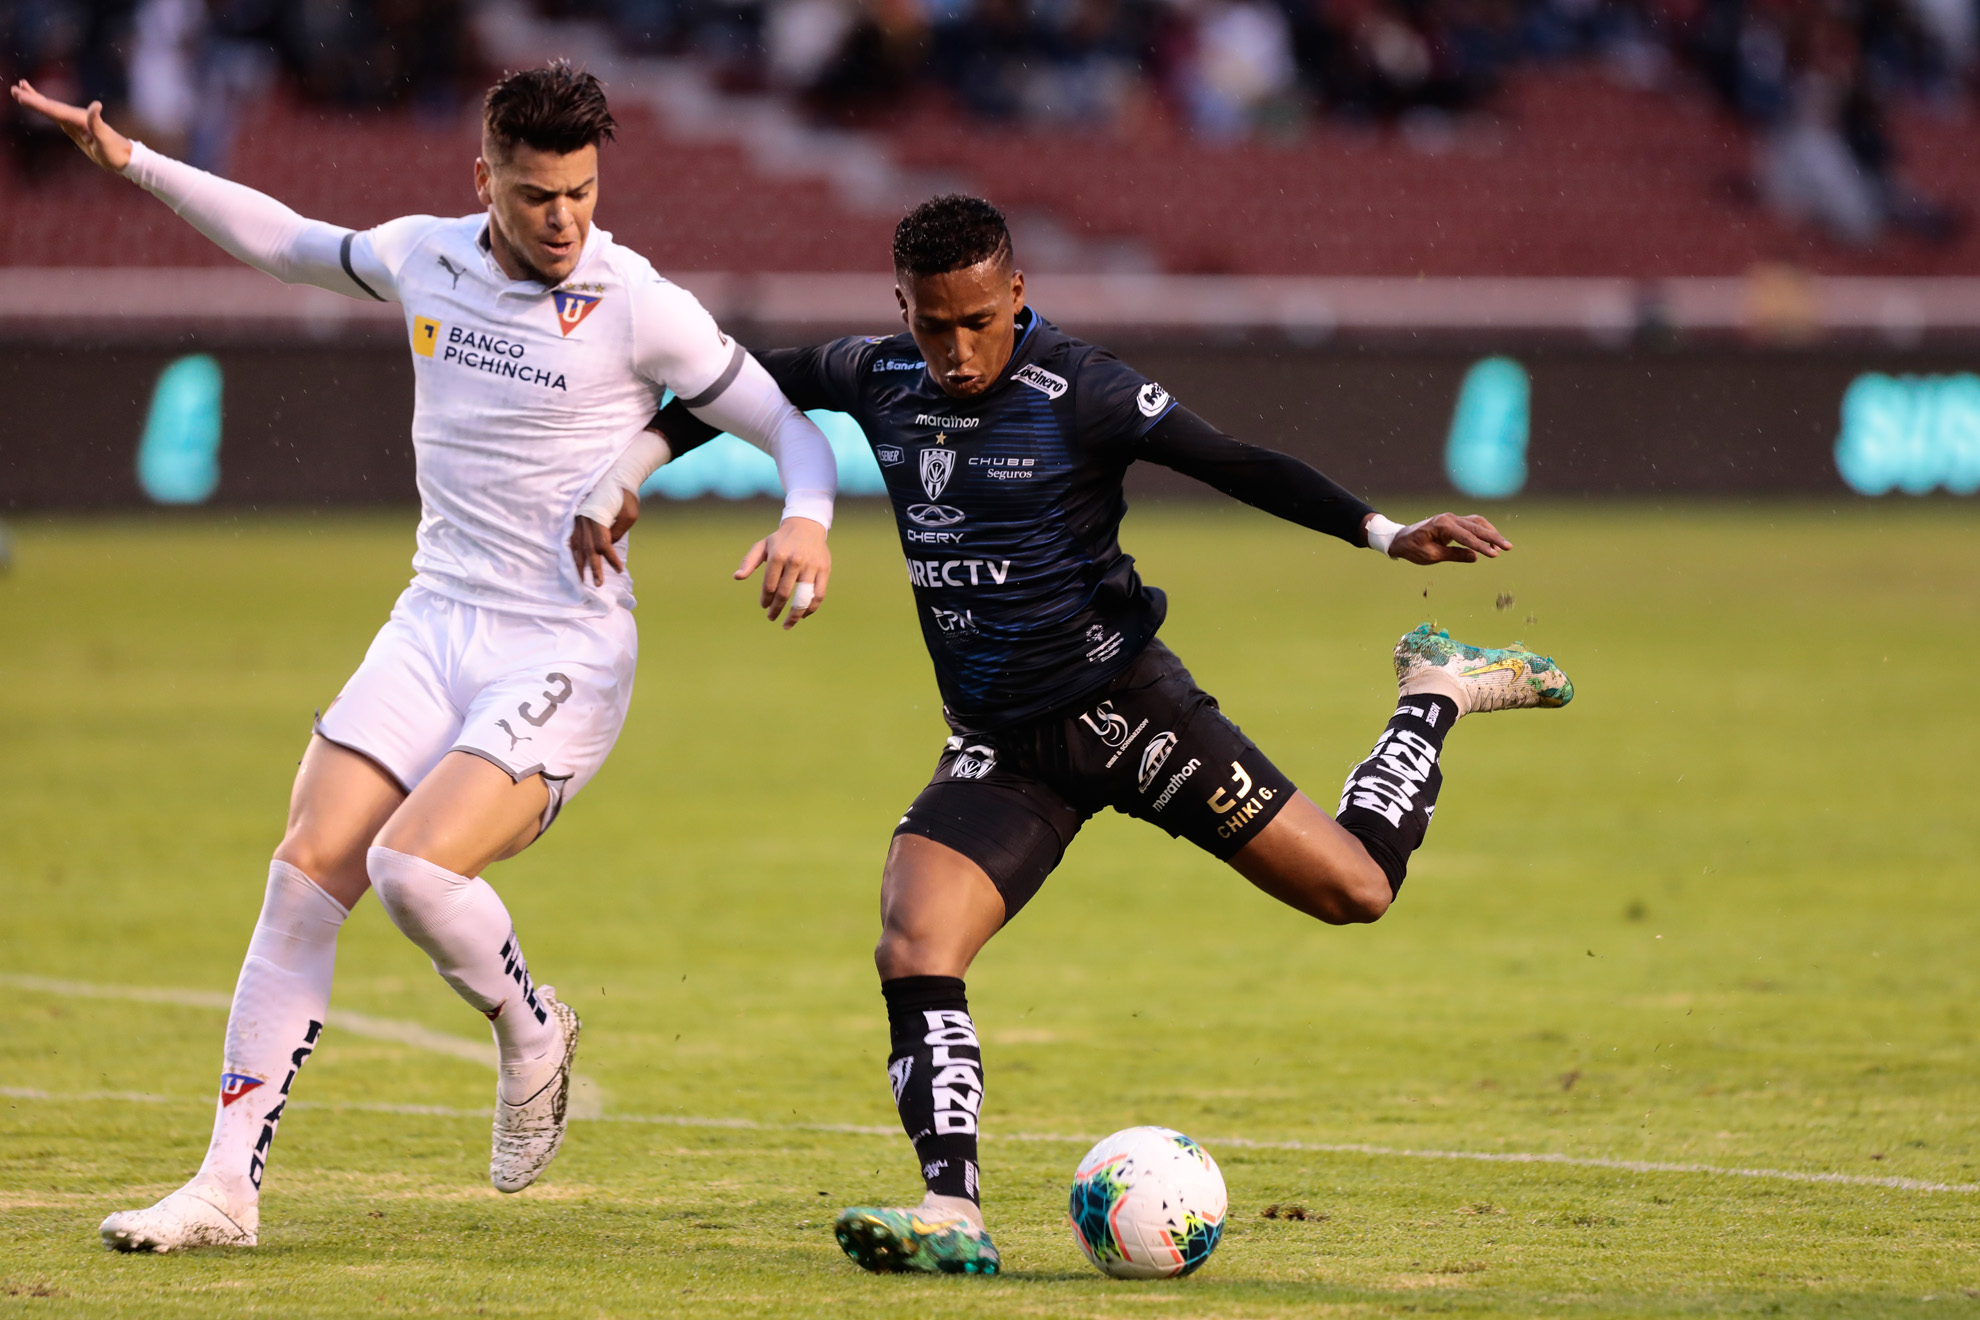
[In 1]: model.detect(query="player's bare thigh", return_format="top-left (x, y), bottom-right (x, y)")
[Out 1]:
top-left (372, 750), bottom-right (550, 878)
top-left (272, 735), bottom-right (406, 909)
top-left (875, 834), bottom-right (1007, 980)
top-left (1228, 791), bottom-right (1392, 925)
top-left (273, 740), bottom-right (550, 908)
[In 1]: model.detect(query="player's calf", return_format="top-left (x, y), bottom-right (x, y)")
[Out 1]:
top-left (1228, 796), bottom-right (1394, 924)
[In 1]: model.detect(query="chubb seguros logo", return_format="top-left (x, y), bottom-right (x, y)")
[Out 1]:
top-left (1835, 373), bottom-right (1980, 496)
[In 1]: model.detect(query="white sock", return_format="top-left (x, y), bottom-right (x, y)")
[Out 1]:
top-left (366, 846), bottom-right (561, 1103)
top-left (918, 1192), bottom-right (985, 1231)
top-left (192, 860), bottom-right (348, 1213)
top-left (1400, 665), bottom-right (1470, 717)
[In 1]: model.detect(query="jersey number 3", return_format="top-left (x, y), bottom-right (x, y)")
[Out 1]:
top-left (519, 672), bottom-right (573, 727)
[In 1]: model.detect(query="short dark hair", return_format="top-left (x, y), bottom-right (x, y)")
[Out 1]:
top-left (483, 62), bottom-right (617, 160)
top-left (893, 195), bottom-right (1013, 277)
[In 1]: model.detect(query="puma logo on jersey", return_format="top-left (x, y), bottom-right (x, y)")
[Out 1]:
top-left (495, 719), bottom-right (533, 752)
top-left (436, 254), bottom-right (466, 289)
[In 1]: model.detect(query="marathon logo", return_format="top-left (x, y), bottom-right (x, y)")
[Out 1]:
top-left (247, 1019), bottom-right (322, 1190)
top-left (1015, 364), bottom-right (1068, 399)
top-left (1149, 756), bottom-right (1200, 813)
top-left (906, 557), bottom-right (1010, 588)
top-left (439, 325), bottom-right (568, 391)
top-left (921, 1010), bottom-right (982, 1135)
top-left (914, 413), bottom-right (980, 428)
top-left (552, 289), bottom-right (602, 336)
top-left (1210, 761), bottom-right (1277, 839)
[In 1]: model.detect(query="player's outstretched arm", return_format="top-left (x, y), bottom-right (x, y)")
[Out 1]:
top-left (1373, 512), bottom-right (1511, 564)
top-left (10, 80), bottom-right (131, 170)
top-left (10, 80), bottom-right (386, 300)
top-left (1140, 404), bottom-right (1510, 564)
top-left (632, 290), bottom-right (838, 627)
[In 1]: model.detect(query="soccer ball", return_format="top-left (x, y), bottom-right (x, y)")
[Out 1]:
top-left (1068, 1126), bottom-right (1227, 1279)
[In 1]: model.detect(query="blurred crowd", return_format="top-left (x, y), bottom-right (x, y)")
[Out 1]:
top-left (3, 0), bottom-right (481, 175)
top-left (4, 0), bottom-right (1970, 246)
top-left (574, 0), bottom-right (1973, 242)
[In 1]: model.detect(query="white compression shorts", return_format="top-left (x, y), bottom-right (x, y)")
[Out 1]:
top-left (315, 585), bottom-right (637, 832)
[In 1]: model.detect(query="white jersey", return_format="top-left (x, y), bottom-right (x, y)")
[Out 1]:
top-left (120, 143), bottom-right (837, 621)
top-left (347, 216), bottom-right (733, 617)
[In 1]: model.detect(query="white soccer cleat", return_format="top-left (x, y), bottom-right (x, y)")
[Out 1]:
top-left (99, 1187), bottom-right (257, 1253)
top-left (490, 986), bottom-right (581, 1193)
top-left (1394, 622), bottom-right (1574, 716)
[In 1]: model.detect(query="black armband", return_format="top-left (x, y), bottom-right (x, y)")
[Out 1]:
top-left (1141, 406), bottom-right (1376, 547)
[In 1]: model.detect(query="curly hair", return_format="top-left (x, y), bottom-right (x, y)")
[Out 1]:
top-left (483, 61), bottom-right (617, 161)
top-left (893, 194), bottom-right (1013, 276)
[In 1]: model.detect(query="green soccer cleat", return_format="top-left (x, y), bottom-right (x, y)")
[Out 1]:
top-left (833, 1206), bottom-right (1002, 1275)
top-left (1394, 622), bottom-right (1574, 715)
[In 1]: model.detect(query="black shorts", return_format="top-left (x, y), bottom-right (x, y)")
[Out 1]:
top-left (894, 639), bottom-right (1297, 920)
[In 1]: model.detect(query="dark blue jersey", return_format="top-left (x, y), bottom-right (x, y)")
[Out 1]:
top-left (762, 309), bottom-right (1183, 725)
top-left (654, 306), bottom-right (1376, 728)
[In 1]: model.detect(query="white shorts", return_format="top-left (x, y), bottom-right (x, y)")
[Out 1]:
top-left (316, 585), bottom-right (638, 831)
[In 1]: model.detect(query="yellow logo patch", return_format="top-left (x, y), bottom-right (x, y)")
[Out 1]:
top-left (412, 316), bottom-right (441, 358)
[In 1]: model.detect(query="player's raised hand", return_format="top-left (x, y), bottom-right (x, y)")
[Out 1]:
top-left (1386, 512), bottom-right (1512, 565)
top-left (734, 516), bottom-right (831, 629)
top-left (568, 488), bottom-right (641, 586)
top-left (9, 81), bottom-right (133, 172)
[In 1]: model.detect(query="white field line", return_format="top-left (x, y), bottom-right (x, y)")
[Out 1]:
top-left (6, 976), bottom-right (1975, 1196)
top-left (1, 973), bottom-right (605, 1120)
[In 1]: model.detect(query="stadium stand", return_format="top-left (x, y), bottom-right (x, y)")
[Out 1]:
top-left (3, 0), bottom-right (1973, 277)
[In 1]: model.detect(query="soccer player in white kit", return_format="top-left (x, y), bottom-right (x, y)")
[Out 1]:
top-left (11, 65), bottom-right (840, 1252)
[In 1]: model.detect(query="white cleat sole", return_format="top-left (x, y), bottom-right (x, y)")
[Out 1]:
top-left (490, 987), bottom-right (581, 1193)
top-left (100, 1190), bottom-right (256, 1253)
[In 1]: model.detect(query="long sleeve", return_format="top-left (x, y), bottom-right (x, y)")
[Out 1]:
top-left (685, 352), bottom-right (838, 527)
top-left (1140, 405), bottom-right (1375, 547)
top-left (120, 142), bottom-right (384, 299)
top-left (628, 280), bottom-right (837, 527)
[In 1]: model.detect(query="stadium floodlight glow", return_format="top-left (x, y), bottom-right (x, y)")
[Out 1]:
top-left (643, 408), bottom-right (886, 502)
top-left (137, 354), bottom-right (224, 505)
top-left (1835, 373), bottom-right (1980, 496)
top-left (1444, 356), bottom-right (1530, 499)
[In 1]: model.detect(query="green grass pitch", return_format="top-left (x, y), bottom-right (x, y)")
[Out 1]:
top-left (2, 501), bottom-right (1977, 1318)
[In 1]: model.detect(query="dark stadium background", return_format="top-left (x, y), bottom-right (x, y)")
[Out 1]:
top-left (3, 0), bottom-right (1976, 507)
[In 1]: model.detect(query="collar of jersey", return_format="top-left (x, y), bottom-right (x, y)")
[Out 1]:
top-left (474, 220), bottom-right (608, 295)
top-left (980, 305), bottom-right (1046, 394)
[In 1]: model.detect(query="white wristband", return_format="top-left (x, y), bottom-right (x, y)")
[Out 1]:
top-left (576, 431), bottom-right (672, 527)
top-left (1364, 514), bottom-right (1406, 556)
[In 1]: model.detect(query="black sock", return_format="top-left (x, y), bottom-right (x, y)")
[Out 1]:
top-left (881, 975), bottom-right (983, 1205)
top-left (1335, 694), bottom-right (1458, 895)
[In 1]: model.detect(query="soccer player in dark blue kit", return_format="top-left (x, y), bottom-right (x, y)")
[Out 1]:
top-left (578, 195), bottom-right (1574, 1275)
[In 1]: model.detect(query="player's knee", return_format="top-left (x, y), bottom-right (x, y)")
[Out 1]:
top-left (271, 832), bottom-right (364, 897)
top-left (367, 846), bottom-right (476, 945)
top-left (873, 926), bottom-right (922, 980)
top-left (1336, 866), bottom-right (1393, 924)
